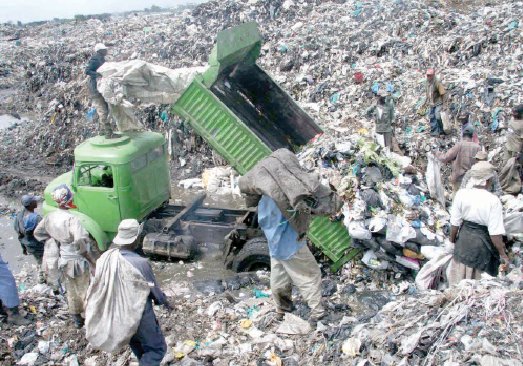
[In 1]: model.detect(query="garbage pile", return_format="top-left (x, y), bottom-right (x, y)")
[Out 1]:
top-left (0, 0), bottom-right (522, 183)
top-left (4, 256), bottom-right (523, 365)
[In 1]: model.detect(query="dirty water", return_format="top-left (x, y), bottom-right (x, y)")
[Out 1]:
top-left (0, 113), bottom-right (36, 131)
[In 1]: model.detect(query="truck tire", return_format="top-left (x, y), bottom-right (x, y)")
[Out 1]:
top-left (232, 238), bottom-right (271, 273)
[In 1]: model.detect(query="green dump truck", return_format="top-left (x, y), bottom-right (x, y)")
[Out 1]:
top-left (43, 22), bottom-right (356, 272)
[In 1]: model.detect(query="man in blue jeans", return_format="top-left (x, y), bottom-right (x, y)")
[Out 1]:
top-left (425, 68), bottom-right (448, 136)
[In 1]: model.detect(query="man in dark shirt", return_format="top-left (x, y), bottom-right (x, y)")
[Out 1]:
top-left (13, 195), bottom-right (45, 282)
top-left (113, 219), bottom-right (169, 365)
top-left (86, 43), bottom-right (114, 138)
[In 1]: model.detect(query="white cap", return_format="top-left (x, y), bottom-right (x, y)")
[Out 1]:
top-left (94, 43), bottom-right (107, 52)
top-left (113, 219), bottom-right (144, 245)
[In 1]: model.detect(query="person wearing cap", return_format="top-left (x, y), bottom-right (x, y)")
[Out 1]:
top-left (0, 250), bottom-right (31, 325)
top-left (460, 151), bottom-right (502, 196)
top-left (367, 90), bottom-right (395, 149)
top-left (423, 68), bottom-right (448, 136)
top-left (34, 184), bottom-right (97, 328)
top-left (110, 219), bottom-right (169, 365)
top-left (457, 112), bottom-right (479, 143)
top-left (13, 195), bottom-right (45, 281)
top-left (86, 43), bottom-right (114, 138)
top-left (448, 161), bottom-right (508, 285)
top-left (503, 104), bottom-right (523, 167)
top-left (438, 125), bottom-right (481, 198)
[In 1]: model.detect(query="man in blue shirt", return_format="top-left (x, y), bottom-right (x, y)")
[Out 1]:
top-left (257, 195), bottom-right (325, 326)
top-left (13, 195), bottom-right (45, 282)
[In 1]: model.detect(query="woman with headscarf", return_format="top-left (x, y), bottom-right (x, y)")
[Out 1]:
top-left (447, 161), bottom-right (509, 285)
top-left (34, 184), bottom-right (97, 327)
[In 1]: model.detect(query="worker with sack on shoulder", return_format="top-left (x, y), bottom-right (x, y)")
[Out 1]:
top-left (447, 161), bottom-right (509, 286)
top-left (85, 219), bottom-right (170, 365)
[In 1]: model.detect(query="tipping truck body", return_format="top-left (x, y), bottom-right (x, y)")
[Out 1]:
top-left (43, 22), bottom-right (356, 272)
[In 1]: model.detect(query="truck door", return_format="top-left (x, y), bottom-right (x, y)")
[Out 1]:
top-left (74, 164), bottom-right (121, 233)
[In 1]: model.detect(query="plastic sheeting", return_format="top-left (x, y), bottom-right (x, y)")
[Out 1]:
top-left (97, 61), bottom-right (206, 132)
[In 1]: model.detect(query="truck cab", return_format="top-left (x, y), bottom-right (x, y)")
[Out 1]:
top-left (43, 131), bottom-right (170, 250)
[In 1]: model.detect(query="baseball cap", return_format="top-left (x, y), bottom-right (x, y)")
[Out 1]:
top-left (426, 68), bottom-right (435, 76)
top-left (463, 125), bottom-right (475, 136)
top-left (21, 195), bottom-right (41, 207)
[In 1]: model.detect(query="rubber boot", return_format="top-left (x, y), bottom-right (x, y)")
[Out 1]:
top-left (73, 314), bottom-right (84, 328)
top-left (6, 307), bottom-right (30, 325)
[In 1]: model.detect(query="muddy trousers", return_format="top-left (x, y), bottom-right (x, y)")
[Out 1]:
top-left (63, 271), bottom-right (90, 315)
top-left (91, 96), bottom-right (112, 136)
top-left (270, 245), bottom-right (325, 319)
top-left (129, 302), bottom-right (167, 366)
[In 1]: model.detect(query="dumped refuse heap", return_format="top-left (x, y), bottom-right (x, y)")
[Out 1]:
top-left (3, 256), bottom-right (523, 365)
top-left (0, 0), bottom-right (522, 184)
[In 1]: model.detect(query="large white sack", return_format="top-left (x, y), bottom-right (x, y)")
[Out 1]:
top-left (97, 60), bottom-right (206, 132)
top-left (85, 249), bottom-right (151, 353)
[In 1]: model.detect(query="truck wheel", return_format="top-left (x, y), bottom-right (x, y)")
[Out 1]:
top-left (232, 238), bottom-right (271, 273)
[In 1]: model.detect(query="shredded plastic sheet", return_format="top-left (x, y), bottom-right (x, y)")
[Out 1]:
top-left (97, 61), bottom-right (206, 132)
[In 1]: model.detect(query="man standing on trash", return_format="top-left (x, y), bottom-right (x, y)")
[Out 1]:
top-left (34, 184), bottom-right (97, 328)
top-left (111, 219), bottom-right (169, 365)
top-left (438, 125), bottom-right (481, 198)
top-left (0, 250), bottom-right (31, 325)
top-left (448, 161), bottom-right (508, 285)
top-left (424, 68), bottom-right (448, 137)
top-left (257, 195), bottom-right (326, 328)
top-left (86, 43), bottom-right (114, 138)
top-left (13, 195), bottom-right (45, 283)
top-left (367, 90), bottom-right (394, 150)
top-left (460, 151), bottom-right (502, 196)
top-left (503, 104), bottom-right (523, 167)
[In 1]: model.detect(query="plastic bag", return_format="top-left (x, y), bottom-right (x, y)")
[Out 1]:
top-left (415, 252), bottom-right (452, 290)
top-left (426, 154), bottom-right (446, 207)
top-left (362, 250), bottom-right (389, 270)
top-left (440, 110), bottom-right (451, 133)
top-left (348, 220), bottom-right (372, 240)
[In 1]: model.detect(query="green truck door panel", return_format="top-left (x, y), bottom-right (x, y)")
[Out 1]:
top-left (74, 165), bottom-right (121, 233)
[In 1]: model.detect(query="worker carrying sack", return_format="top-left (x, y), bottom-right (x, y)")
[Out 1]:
top-left (85, 249), bottom-right (151, 353)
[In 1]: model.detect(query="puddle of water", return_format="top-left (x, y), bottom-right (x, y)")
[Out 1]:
top-left (0, 114), bottom-right (37, 131)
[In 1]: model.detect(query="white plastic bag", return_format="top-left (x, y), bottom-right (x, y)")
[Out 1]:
top-left (415, 253), bottom-right (452, 290)
top-left (362, 250), bottom-right (389, 270)
top-left (426, 154), bottom-right (446, 207)
top-left (348, 220), bottom-right (372, 240)
top-left (440, 110), bottom-right (451, 133)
